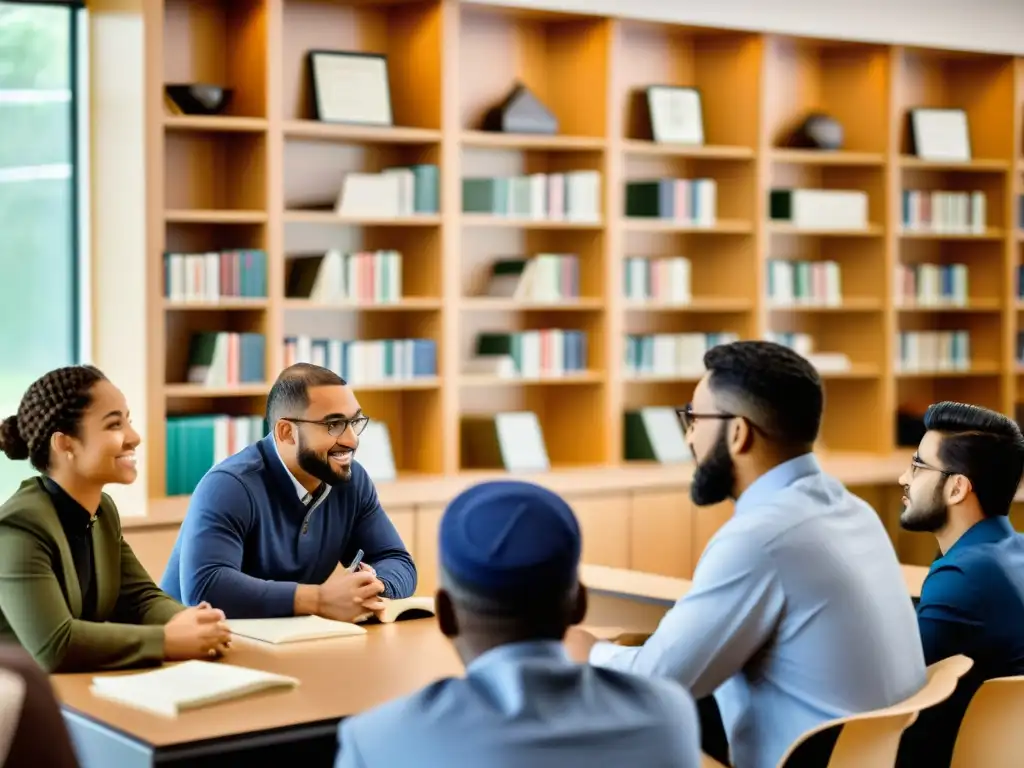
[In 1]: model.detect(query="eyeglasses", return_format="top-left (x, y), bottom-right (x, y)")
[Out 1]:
top-left (283, 415), bottom-right (369, 437)
top-left (675, 403), bottom-right (736, 433)
top-left (909, 454), bottom-right (953, 479)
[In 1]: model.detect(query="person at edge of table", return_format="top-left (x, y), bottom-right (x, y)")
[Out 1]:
top-left (161, 363), bottom-right (417, 620)
top-left (334, 479), bottom-right (703, 768)
top-left (0, 365), bottom-right (231, 673)
top-left (564, 340), bottom-right (927, 768)
top-left (894, 402), bottom-right (1024, 768)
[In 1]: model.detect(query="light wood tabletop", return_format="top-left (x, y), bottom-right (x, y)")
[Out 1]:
top-left (581, 562), bottom-right (930, 601)
top-left (51, 618), bottom-right (463, 748)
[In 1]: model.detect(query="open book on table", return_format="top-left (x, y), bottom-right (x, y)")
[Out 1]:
top-left (89, 660), bottom-right (298, 718)
top-left (226, 596), bottom-right (437, 645)
top-left (358, 595), bottom-right (436, 625)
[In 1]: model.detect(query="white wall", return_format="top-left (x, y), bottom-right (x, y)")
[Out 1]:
top-left (486, 0), bottom-right (1024, 55)
top-left (87, 0), bottom-right (1023, 515)
top-left (89, 7), bottom-right (148, 516)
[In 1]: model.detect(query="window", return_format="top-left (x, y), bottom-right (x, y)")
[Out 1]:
top-left (0, 0), bottom-right (84, 496)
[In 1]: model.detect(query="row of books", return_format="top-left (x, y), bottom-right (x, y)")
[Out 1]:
top-left (765, 332), bottom-right (852, 373)
top-left (164, 250), bottom-right (268, 302)
top-left (484, 255), bottom-right (581, 301)
top-left (901, 190), bottom-right (986, 233)
top-left (1016, 331), bottom-right (1024, 365)
top-left (625, 179), bottom-right (717, 225)
top-left (335, 165), bottom-right (439, 218)
top-left (766, 260), bottom-right (842, 306)
top-left (165, 415), bottom-right (265, 497)
top-left (462, 172), bottom-right (601, 221)
top-left (895, 331), bottom-right (971, 373)
top-left (624, 332), bottom-right (739, 378)
top-left (895, 263), bottom-right (969, 307)
top-left (283, 337), bottom-right (437, 382)
top-left (474, 330), bottom-right (589, 378)
top-left (286, 250), bottom-right (402, 304)
top-left (769, 189), bottom-right (868, 230)
top-left (623, 256), bottom-right (692, 304)
top-left (186, 332), bottom-right (267, 387)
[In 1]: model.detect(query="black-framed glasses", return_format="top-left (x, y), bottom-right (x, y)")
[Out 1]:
top-left (675, 403), bottom-right (736, 433)
top-left (283, 415), bottom-right (369, 437)
top-left (909, 454), bottom-right (953, 479)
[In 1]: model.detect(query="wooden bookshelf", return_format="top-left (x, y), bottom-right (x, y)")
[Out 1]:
top-left (142, 0), bottom-right (1024, 524)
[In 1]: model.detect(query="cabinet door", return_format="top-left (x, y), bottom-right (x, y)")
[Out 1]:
top-left (124, 525), bottom-right (181, 584)
top-left (630, 490), bottom-right (692, 578)
top-left (691, 500), bottom-right (734, 570)
top-left (566, 493), bottom-right (630, 569)
top-left (414, 504), bottom-right (445, 595)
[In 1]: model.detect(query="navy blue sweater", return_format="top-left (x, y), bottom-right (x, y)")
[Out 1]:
top-left (160, 435), bottom-right (417, 618)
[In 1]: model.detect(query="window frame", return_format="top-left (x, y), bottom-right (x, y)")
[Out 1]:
top-left (0, 0), bottom-right (88, 363)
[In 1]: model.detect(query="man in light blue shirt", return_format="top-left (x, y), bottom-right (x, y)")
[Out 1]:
top-left (566, 341), bottom-right (926, 768)
top-left (335, 480), bottom-right (703, 768)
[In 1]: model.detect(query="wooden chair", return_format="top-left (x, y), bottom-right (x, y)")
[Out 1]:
top-left (701, 654), bottom-right (973, 768)
top-left (949, 675), bottom-right (1024, 767)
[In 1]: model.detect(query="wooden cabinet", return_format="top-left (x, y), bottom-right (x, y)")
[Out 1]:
top-left (567, 493), bottom-right (631, 569)
top-left (124, 525), bottom-right (181, 584)
top-left (630, 490), bottom-right (692, 578)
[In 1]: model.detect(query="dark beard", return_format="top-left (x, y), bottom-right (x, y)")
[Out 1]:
top-left (296, 432), bottom-right (352, 485)
top-left (690, 423), bottom-right (735, 507)
top-left (899, 484), bottom-right (948, 533)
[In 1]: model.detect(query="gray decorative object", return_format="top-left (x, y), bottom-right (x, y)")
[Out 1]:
top-left (482, 82), bottom-right (558, 134)
top-left (792, 113), bottom-right (844, 150)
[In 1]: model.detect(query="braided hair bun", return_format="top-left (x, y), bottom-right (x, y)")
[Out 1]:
top-left (0, 415), bottom-right (28, 461)
top-left (0, 366), bottom-right (107, 472)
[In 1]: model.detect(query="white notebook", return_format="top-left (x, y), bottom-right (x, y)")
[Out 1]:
top-left (90, 661), bottom-right (299, 718)
top-left (226, 615), bottom-right (367, 644)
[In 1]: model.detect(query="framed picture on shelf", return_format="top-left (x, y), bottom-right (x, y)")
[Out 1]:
top-left (307, 50), bottom-right (393, 126)
top-left (646, 85), bottom-right (704, 145)
top-left (908, 108), bottom-right (971, 162)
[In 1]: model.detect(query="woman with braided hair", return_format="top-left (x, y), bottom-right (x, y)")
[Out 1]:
top-left (0, 365), bottom-right (232, 672)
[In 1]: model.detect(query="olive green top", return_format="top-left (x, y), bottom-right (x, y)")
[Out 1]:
top-left (0, 478), bottom-right (184, 672)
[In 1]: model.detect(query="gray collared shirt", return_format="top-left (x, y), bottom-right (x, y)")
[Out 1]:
top-left (589, 453), bottom-right (926, 768)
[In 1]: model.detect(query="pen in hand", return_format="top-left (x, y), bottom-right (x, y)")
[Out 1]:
top-left (346, 549), bottom-right (365, 573)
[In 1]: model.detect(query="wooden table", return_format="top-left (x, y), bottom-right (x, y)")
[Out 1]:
top-left (581, 563), bottom-right (930, 631)
top-left (52, 619), bottom-right (462, 768)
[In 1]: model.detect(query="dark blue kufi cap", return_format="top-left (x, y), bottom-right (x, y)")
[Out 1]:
top-left (439, 480), bottom-right (581, 597)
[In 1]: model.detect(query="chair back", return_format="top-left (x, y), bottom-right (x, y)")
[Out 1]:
top-left (949, 675), bottom-right (1024, 768)
top-left (778, 654), bottom-right (974, 768)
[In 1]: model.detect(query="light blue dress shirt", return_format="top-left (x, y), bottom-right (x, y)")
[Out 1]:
top-left (589, 454), bottom-right (926, 768)
top-left (335, 639), bottom-right (702, 768)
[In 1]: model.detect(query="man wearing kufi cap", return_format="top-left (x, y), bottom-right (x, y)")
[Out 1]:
top-left (334, 479), bottom-right (702, 768)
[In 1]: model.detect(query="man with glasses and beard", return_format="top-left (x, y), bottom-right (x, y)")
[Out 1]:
top-left (894, 401), bottom-right (1024, 767)
top-left (565, 340), bottom-right (925, 768)
top-left (161, 363), bottom-right (417, 620)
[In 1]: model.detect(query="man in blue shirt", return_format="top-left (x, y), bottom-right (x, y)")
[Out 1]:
top-left (335, 479), bottom-right (703, 768)
top-left (896, 401), bottom-right (1024, 767)
top-left (161, 363), bottom-right (416, 619)
top-left (565, 341), bottom-right (926, 768)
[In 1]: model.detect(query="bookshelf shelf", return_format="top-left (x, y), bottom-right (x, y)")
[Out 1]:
top-left (623, 219), bottom-right (752, 234)
top-left (282, 211), bottom-right (443, 226)
top-left (460, 299), bottom-right (604, 311)
top-left (282, 299), bottom-right (443, 311)
top-left (460, 215), bottom-right (603, 230)
top-left (282, 121), bottom-right (442, 145)
top-left (460, 372), bottom-right (605, 388)
top-left (767, 224), bottom-right (884, 237)
top-left (460, 131), bottom-right (605, 151)
top-left (898, 157), bottom-right (1010, 172)
top-left (622, 141), bottom-right (755, 160)
top-left (770, 150), bottom-right (885, 167)
top-left (163, 116), bottom-right (268, 133)
top-left (163, 299), bottom-right (270, 311)
top-left (163, 384), bottom-right (270, 398)
top-left (140, 0), bottom-right (1024, 505)
top-left (165, 210), bottom-right (268, 224)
